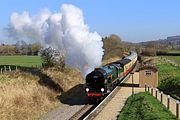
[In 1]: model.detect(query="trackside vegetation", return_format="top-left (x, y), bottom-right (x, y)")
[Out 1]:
top-left (117, 92), bottom-right (178, 120)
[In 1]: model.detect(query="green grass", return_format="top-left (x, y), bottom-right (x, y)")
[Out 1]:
top-left (162, 56), bottom-right (180, 64)
top-left (118, 92), bottom-right (178, 120)
top-left (0, 56), bottom-right (42, 67)
top-left (157, 64), bottom-right (180, 100)
top-left (168, 51), bottom-right (180, 54)
top-left (157, 64), bottom-right (180, 80)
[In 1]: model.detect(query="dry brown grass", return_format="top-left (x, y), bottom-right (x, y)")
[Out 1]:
top-left (0, 68), bottom-right (84, 120)
top-left (42, 67), bottom-right (84, 91)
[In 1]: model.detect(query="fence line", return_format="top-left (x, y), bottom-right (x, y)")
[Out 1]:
top-left (145, 84), bottom-right (180, 119)
top-left (0, 65), bottom-right (18, 73)
top-left (0, 65), bottom-right (42, 73)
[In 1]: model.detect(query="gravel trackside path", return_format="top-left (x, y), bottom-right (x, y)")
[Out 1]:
top-left (40, 84), bottom-right (88, 120)
top-left (41, 104), bottom-right (85, 120)
top-left (93, 72), bottom-right (144, 120)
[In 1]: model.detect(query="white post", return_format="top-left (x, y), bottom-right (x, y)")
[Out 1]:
top-left (4, 66), bottom-right (6, 72)
top-left (9, 66), bottom-right (11, 72)
top-left (160, 91), bottom-right (163, 103)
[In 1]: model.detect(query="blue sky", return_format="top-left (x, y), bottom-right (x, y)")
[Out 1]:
top-left (0, 0), bottom-right (180, 44)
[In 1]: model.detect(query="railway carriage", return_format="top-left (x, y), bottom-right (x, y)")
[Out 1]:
top-left (85, 51), bottom-right (137, 102)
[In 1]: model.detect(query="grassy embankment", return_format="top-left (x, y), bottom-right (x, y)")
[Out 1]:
top-left (118, 92), bottom-right (178, 120)
top-left (0, 56), bottom-right (42, 67)
top-left (0, 56), bottom-right (84, 120)
top-left (157, 63), bottom-right (180, 100)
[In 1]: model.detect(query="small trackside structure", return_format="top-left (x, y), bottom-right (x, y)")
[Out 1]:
top-left (139, 64), bottom-right (158, 87)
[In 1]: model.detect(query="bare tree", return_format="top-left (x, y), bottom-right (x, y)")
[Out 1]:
top-left (15, 40), bottom-right (32, 55)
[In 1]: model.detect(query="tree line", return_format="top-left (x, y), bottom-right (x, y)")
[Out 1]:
top-left (1, 35), bottom-right (179, 57)
top-left (0, 40), bottom-right (41, 55)
top-left (102, 34), bottom-right (179, 59)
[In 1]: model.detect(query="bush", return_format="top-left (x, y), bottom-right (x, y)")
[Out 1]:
top-left (158, 76), bottom-right (180, 100)
top-left (40, 47), bottom-right (65, 70)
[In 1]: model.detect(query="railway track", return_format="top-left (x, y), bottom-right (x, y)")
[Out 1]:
top-left (69, 73), bottom-right (131, 120)
top-left (69, 105), bottom-right (96, 120)
top-left (83, 74), bottom-right (131, 120)
top-left (71, 62), bottom-right (140, 120)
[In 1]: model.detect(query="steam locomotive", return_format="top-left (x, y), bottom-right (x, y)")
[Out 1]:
top-left (85, 51), bottom-right (137, 102)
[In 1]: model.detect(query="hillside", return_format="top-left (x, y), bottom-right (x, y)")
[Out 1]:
top-left (0, 67), bottom-right (84, 120)
top-left (139, 35), bottom-right (180, 46)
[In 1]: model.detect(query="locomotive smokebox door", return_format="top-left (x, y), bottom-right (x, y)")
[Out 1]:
top-left (139, 65), bottom-right (158, 88)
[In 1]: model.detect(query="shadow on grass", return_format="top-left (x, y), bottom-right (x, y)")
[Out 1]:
top-left (57, 84), bottom-right (88, 105)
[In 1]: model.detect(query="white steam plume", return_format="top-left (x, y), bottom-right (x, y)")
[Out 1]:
top-left (7, 4), bottom-right (104, 77)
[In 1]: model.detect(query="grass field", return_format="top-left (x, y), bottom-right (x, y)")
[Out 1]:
top-left (118, 92), bottom-right (178, 120)
top-left (162, 56), bottom-right (180, 64)
top-left (0, 56), bottom-right (42, 67)
top-left (168, 51), bottom-right (180, 54)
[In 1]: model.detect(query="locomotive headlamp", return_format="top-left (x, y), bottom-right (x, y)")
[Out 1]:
top-left (101, 88), bottom-right (105, 92)
top-left (86, 88), bottom-right (89, 92)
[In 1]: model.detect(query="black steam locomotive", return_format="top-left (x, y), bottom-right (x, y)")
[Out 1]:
top-left (85, 51), bottom-right (137, 102)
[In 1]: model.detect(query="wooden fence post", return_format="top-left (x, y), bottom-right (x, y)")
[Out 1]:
top-left (176, 100), bottom-right (179, 118)
top-left (148, 85), bottom-right (150, 92)
top-left (151, 87), bottom-right (153, 96)
top-left (167, 95), bottom-right (170, 109)
top-left (155, 88), bottom-right (158, 98)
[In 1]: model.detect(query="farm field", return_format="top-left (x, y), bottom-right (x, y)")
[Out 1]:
top-left (118, 92), bottom-right (178, 120)
top-left (0, 56), bottom-right (42, 67)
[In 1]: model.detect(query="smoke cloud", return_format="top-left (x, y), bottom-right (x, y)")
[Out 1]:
top-left (7, 4), bottom-right (104, 77)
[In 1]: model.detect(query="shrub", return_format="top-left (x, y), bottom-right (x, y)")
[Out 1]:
top-left (40, 47), bottom-right (65, 70)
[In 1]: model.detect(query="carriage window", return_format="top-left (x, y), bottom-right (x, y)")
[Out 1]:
top-left (145, 70), bottom-right (151, 76)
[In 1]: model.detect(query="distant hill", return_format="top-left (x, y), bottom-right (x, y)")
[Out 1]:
top-left (139, 35), bottom-right (180, 46)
